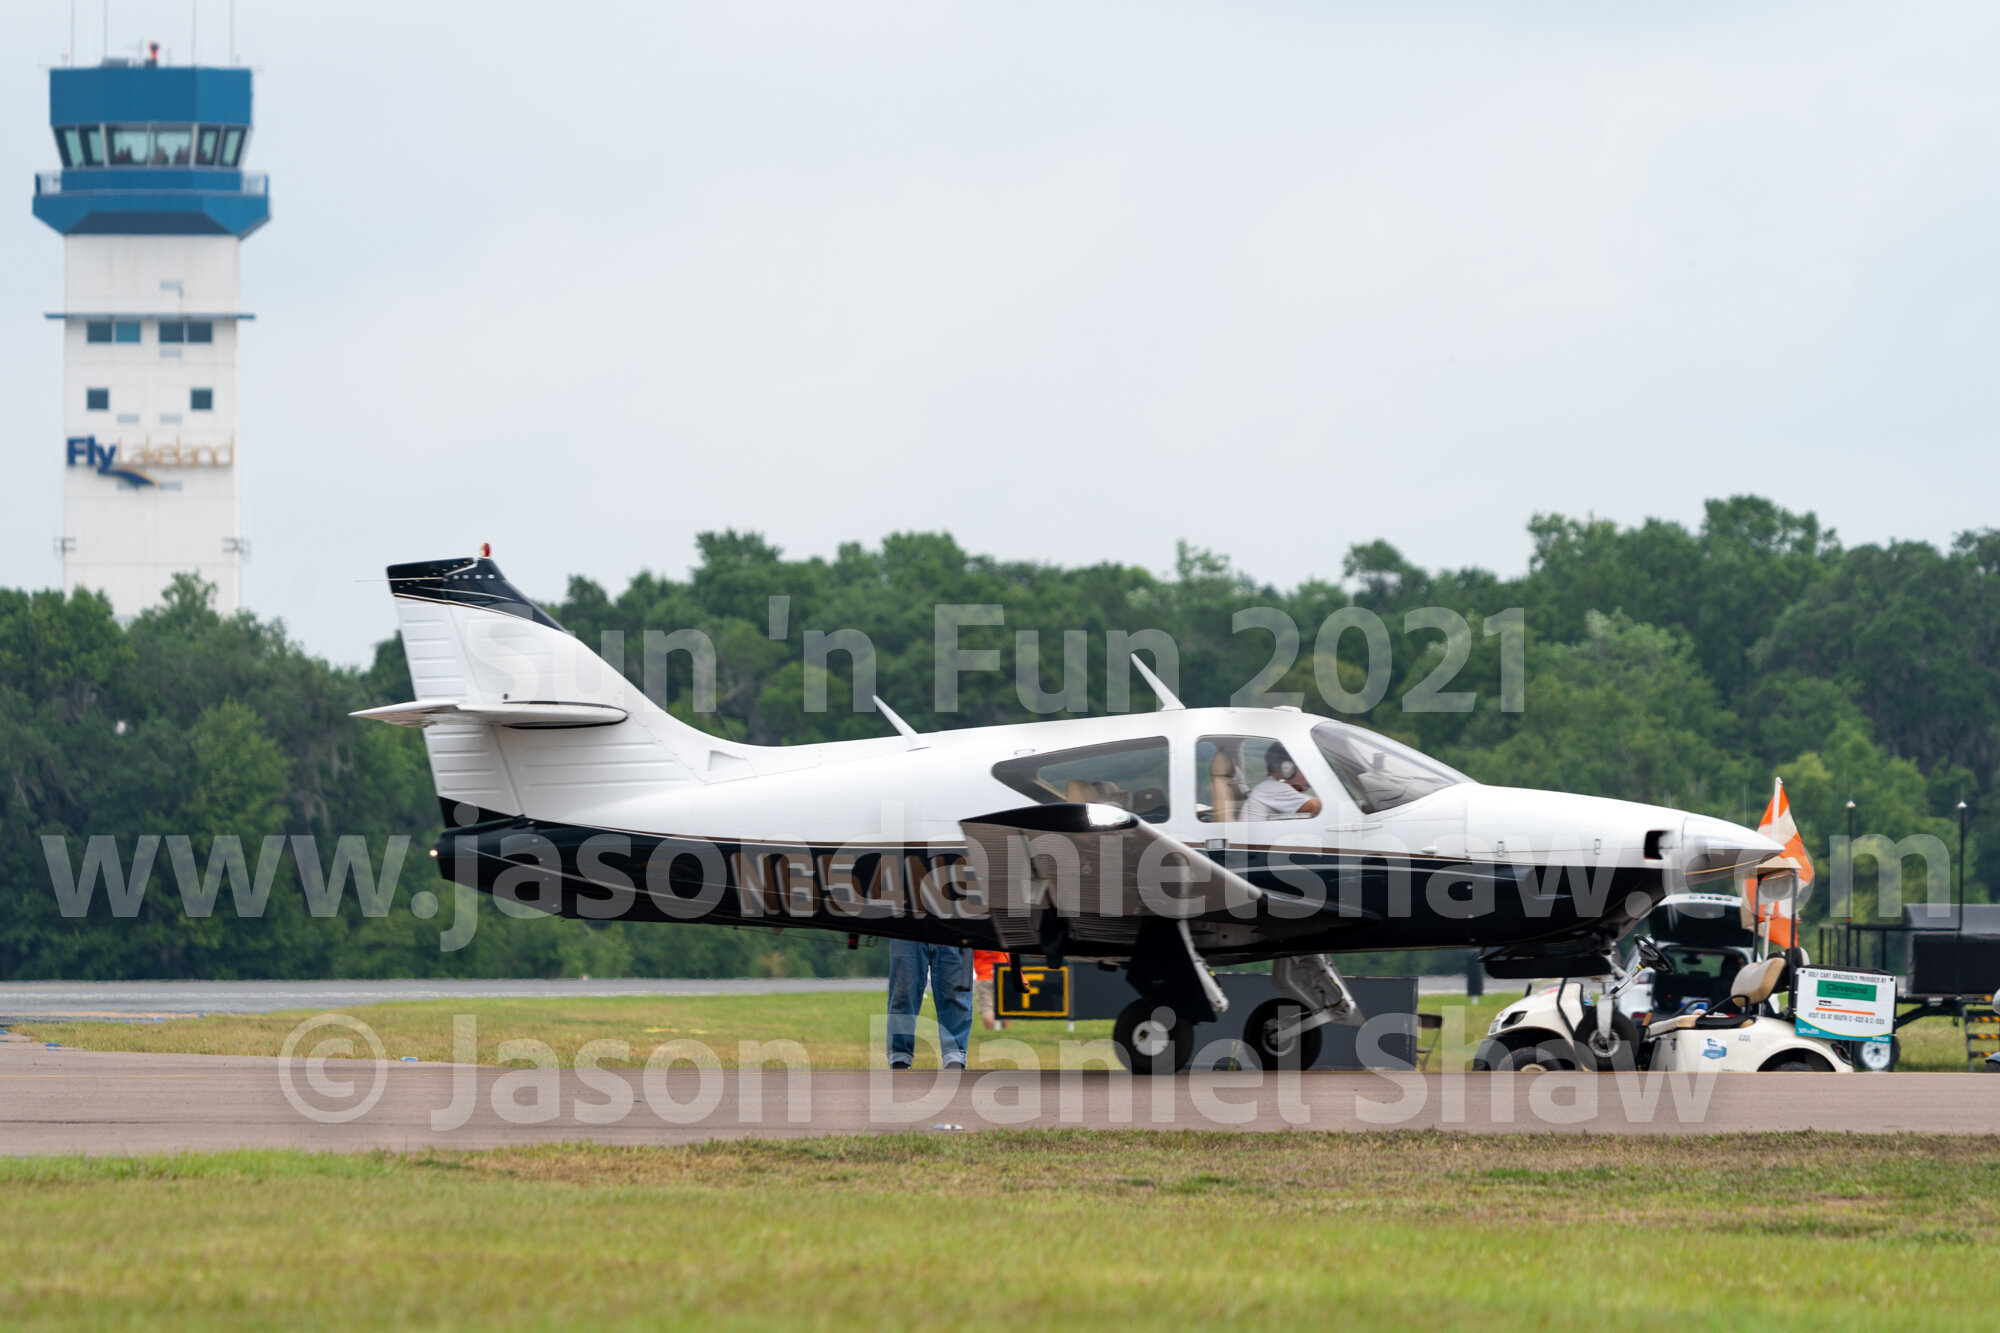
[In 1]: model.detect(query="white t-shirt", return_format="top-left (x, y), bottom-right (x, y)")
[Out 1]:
top-left (1241, 776), bottom-right (1310, 822)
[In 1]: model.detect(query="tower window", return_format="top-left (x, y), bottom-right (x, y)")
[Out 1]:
top-left (114, 321), bottom-right (141, 343)
top-left (153, 126), bottom-right (194, 167)
top-left (87, 388), bottom-right (109, 411)
top-left (107, 126), bottom-right (150, 166)
top-left (55, 126), bottom-right (105, 167)
top-left (191, 388), bottom-right (213, 411)
top-left (86, 321), bottom-right (113, 343)
top-left (187, 321), bottom-right (213, 343)
top-left (160, 320), bottom-right (185, 344)
top-left (220, 128), bottom-right (245, 167)
top-left (196, 127), bottom-right (219, 166)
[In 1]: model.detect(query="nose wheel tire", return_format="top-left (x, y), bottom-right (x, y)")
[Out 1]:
top-left (1242, 998), bottom-right (1325, 1071)
top-left (1113, 1000), bottom-right (1195, 1074)
top-left (1571, 1009), bottom-right (1644, 1072)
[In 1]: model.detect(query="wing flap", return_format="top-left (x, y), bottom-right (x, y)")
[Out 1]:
top-left (960, 803), bottom-right (1263, 954)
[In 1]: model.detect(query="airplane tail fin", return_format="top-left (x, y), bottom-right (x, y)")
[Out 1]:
top-left (359, 555), bottom-right (737, 824)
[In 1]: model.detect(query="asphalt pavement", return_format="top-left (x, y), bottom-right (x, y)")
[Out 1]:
top-left (3, 1037), bottom-right (1993, 1153)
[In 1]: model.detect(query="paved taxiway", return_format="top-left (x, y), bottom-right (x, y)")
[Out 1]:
top-left (3, 1039), bottom-right (1993, 1153)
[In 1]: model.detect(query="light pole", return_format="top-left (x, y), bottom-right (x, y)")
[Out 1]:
top-left (1845, 799), bottom-right (1856, 967)
top-left (1956, 800), bottom-right (1969, 1001)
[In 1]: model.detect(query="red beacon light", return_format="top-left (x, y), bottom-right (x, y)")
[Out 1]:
top-left (480, 542), bottom-right (492, 558)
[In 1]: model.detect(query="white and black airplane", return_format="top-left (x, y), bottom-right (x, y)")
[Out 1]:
top-left (356, 555), bottom-right (1783, 1072)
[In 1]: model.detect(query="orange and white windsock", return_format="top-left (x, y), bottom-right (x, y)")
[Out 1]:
top-left (1749, 777), bottom-right (1814, 948)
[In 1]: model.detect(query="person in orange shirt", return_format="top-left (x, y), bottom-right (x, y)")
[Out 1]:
top-left (973, 950), bottom-right (1010, 1030)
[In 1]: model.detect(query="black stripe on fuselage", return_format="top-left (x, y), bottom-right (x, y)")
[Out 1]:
top-left (432, 820), bottom-right (1666, 959)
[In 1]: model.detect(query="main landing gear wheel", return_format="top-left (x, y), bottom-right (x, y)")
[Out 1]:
top-left (1243, 998), bottom-right (1324, 1071)
top-left (1114, 1000), bottom-right (1194, 1074)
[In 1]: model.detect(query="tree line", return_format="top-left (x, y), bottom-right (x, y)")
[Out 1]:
top-left (2, 494), bottom-right (1991, 979)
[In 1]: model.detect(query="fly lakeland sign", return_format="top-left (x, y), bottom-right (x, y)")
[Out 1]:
top-left (66, 435), bottom-right (235, 488)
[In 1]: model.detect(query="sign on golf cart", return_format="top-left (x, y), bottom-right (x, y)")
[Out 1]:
top-left (1793, 968), bottom-right (1896, 1043)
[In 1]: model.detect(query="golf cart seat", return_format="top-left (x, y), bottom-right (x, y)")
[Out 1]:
top-left (1647, 956), bottom-right (1789, 1034)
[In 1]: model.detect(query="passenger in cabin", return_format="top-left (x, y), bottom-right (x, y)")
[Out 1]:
top-left (885, 941), bottom-right (975, 1069)
top-left (1241, 742), bottom-right (1322, 822)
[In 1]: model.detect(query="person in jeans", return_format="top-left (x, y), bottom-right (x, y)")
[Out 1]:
top-left (886, 940), bottom-right (974, 1069)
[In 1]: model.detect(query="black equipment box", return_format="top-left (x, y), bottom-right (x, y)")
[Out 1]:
top-left (1908, 932), bottom-right (2000, 999)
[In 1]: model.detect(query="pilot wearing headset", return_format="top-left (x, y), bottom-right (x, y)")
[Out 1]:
top-left (1241, 742), bottom-right (1323, 821)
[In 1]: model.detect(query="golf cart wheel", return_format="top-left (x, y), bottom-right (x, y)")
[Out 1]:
top-left (1762, 1050), bottom-right (1835, 1072)
top-left (1242, 998), bottom-right (1325, 1071)
top-left (1113, 1000), bottom-right (1194, 1075)
top-left (1854, 1037), bottom-right (1898, 1073)
top-left (1572, 1009), bottom-right (1644, 1072)
top-left (1493, 1036), bottom-right (1581, 1072)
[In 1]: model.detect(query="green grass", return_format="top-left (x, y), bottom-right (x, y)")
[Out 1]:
top-left (14, 989), bottom-right (1980, 1070)
top-left (3, 1132), bottom-right (1997, 1330)
top-left (11, 993), bottom-right (1112, 1070)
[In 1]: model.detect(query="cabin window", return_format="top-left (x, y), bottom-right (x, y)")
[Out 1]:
top-left (991, 737), bottom-right (1170, 823)
top-left (1197, 735), bottom-right (1318, 822)
top-left (1311, 720), bottom-right (1469, 816)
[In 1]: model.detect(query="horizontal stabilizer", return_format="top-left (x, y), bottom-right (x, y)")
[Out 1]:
top-left (350, 699), bottom-right (629, 730)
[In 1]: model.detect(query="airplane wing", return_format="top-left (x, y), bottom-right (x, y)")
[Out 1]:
top-left (959, 803), bottom-right (1263, 955)
top-left (350, 699), bottom-right (629, 729)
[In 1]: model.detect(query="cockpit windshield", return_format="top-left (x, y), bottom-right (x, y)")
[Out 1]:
top-left (1311, 721), bottom-right (1471, 815)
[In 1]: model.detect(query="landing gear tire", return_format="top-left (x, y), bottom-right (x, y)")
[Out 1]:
top-left (1114, 1000), bottom-right (1194, 1075)
top-left (1243, 998), bottom-right (1325, 1071)
top-left (1572, 1009), bottom-right (1644, 1072)
top-left (1493, 1037), bottom-right (1582, 1072)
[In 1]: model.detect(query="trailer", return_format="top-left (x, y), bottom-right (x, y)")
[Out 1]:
top-left (1817, 904), bottom-right (2000, 1071)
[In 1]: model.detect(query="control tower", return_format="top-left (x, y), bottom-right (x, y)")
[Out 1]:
top-left (33, 54), bottom-right (270, 617)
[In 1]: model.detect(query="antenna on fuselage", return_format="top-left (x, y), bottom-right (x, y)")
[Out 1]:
top-left (872, 696), bottom-right (929, 750)
top-left (1130, 655), bottom-right (1184, 711)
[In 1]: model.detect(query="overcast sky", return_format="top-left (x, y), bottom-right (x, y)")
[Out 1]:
top-left (5, 2), bottom-right (1998, 665)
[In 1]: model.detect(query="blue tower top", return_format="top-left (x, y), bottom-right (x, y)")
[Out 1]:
top-left (33, 61), bottom-right (269, 238)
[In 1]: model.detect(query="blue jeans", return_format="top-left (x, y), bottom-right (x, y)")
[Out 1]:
top-left (886, 940), bottom-right (974, 1067)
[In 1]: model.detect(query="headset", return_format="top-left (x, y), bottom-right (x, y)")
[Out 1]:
top-left (1266, 744), bottom-right (1297, 782)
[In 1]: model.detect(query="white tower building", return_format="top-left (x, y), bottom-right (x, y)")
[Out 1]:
top-left (35, 57), bottom-right (268, 616)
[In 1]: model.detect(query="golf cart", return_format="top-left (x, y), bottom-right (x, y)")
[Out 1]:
top-left (1474, 873), bottom-right (1897, 1073)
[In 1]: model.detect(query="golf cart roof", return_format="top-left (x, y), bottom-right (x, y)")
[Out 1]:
top-left (1647, 892), bottom-right (1753, 949)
